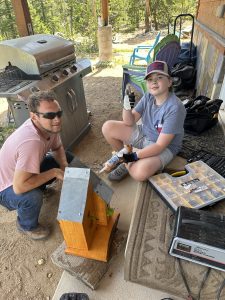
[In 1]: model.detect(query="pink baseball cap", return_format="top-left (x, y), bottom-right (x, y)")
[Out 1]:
top-left (144, 60), bottom-right (170, 80)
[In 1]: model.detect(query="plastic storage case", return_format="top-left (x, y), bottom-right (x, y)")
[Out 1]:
top-left (149, 161), bottom-right (225, 212)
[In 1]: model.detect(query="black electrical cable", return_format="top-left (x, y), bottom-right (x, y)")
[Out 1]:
top-left (178, 258), bottom-right (194, 299)
top-left (196, 267), bottom-right (211, 300)
top-left (217, 278), bottom-right (225, 300)
top-left (177, 258), bottom-right (211, 300)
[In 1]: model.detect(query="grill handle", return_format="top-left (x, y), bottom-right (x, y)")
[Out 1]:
top-left (67, 88), bottom-right (78, 112)
top-left (39, 53), bottom-right (75, 69)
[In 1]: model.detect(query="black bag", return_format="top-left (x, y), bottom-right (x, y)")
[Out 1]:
top-left (171, 62), bottom-right (196, 80)
top-left (176, 42), bottom-right (197, 65)
top-left (184, 96), bottom-right (223, 135)
top-left (171, 62), bottom-right (196, 93)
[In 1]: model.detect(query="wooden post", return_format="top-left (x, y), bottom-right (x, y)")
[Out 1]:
top-left (11, 0), bottom-right (34, 36)
top-left (98, 0), bottom-right (112, 62)
top-left (101, 0), bottom-right (109, 26)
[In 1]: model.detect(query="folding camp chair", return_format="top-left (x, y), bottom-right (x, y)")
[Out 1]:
top-left (155, 41), bottom-right (181, 70)
top-left (129, 32), bottom-right (161, 65)
top-left (122, 34), bottom-right (181, 98)
top-left (153, 34), bottom-right (179, 58)
top-left (122, 64), bottom-right (146, 98)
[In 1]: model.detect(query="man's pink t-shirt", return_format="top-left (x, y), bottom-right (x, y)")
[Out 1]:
top-left (0, 119), bottom-right (61, 192)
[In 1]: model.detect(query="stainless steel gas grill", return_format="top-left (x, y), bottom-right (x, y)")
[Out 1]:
top-left (0, 34), bottom-right (92, 149)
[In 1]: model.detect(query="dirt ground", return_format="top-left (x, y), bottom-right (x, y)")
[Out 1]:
top-left (0, 30), bottom-right (153, 300)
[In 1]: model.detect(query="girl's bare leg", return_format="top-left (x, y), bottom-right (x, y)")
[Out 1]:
top-left (102, 120), bottom-right (134, 151)
top-left (127, 156), bottom-right (162, 181)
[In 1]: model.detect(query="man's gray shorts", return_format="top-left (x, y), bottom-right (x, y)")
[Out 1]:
top-left (126, 125), bottom-right (174, 169)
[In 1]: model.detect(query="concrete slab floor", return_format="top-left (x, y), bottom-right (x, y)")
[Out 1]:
top-left (52, 174), bottom-right (184, 300)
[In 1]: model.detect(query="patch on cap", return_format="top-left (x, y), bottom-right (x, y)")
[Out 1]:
top-left (144, 61), bottom-right (170, 80)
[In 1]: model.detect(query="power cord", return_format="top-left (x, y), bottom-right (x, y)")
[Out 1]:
top-left (177, 258), bottom-right (211, 300)
top-left (217, 278), bottom-right (225, 300)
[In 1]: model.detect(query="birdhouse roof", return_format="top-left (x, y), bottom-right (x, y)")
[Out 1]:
top-left (68, 157), bottom-right (113, 205)
top-left (57, 160), bottom-right (114, 222)
top-left (57, 168), bottom-right (91, 222)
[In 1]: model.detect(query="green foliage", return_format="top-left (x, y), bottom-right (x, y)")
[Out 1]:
top-left (150, 0), bottom-right (197, 30)
top-left (109, 0), bottom-right (144, 33)
top-left (75, 39), bottom-right (98, 56)
top-left (0, 125), bottom-right (15, 148)
top-left (95, 60), bottom-right (115, 69)
top-left (0, 0), bottom-right (17, 40)
top-left (106, 206), bottom-right (115, 217)
top-left (27, 0), bottom-right (99, 53)
top-left (0, 0), bottom-right (197, 52)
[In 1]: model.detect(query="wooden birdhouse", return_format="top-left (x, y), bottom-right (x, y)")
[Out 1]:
top-left (57, 167), bottom-right (120, 262)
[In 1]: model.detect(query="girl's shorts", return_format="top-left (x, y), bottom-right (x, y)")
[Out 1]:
top-left (127, 125), bottom-right (174, 169)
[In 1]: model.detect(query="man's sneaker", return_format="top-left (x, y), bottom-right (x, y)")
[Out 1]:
top-left (16, 220), bottom-right (50, 240)
top-left (108, 163), bottom-right (129, 181)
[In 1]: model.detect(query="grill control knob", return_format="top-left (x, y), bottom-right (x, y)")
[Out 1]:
top-left (51, 74), bottom-right (59, 82)
top-left (62, 69), bottom-right (69, 76)
top-left (30, 86), bottom-right (40, 93)
top-left (70, 64), bottom-right (77, 73)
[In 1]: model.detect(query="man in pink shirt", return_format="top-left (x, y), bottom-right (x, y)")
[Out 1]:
top-left (0, 91), bottom-right (73, 240)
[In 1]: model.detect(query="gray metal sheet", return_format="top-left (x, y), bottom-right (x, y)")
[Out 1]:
top-left (58, 168), bottom-right (90, 222)
top-left (69, 157), bottom-right (113, 204)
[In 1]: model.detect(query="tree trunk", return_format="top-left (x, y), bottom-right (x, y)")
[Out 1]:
top-left (69, 5), bottom-right (73, 35)
top-left (153, 12), bottom-right (158, 30)
top-left (40, 0), bottom-right (46, 23)
top-left (134, 2), bottom-right (139, 29)
top-left (91, 0), bottom-right (96, 19)
top-left (145, 0), bottom-right (151, 33)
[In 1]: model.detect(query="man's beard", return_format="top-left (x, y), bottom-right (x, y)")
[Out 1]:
top-left (39, 123), bottom-right (61, 134)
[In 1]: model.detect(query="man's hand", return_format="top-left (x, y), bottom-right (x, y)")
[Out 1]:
top-left (123, 94), bottom-right (132, 110)
top-left (13, 168), bottom-right (65, 194)
top-left (54, 168), bottom-right (65, 181)
top-left (123, 152), bottom-right (139, 163)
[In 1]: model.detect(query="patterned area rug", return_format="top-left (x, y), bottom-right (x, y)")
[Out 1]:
top-left (124, 182), bottom-right (225, 299)
top-left (179, 123), bottom-right (225, 159)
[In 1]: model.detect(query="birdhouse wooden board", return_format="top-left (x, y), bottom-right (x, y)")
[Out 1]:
top-left (92, 192), bottom-right (108, 226)
top-left (57, 167), bottom-right (120, 262)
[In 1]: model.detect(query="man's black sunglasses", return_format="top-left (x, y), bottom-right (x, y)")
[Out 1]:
top-left (35, 110), bottom-right (63, 119)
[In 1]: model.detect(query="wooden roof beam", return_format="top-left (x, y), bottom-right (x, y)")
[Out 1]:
top-left (101, 0), bottom-right (109, 26)
top-left (11, 0), bottom-right (34, 36)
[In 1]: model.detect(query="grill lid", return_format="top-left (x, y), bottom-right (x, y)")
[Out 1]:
top-left (0, 34), bottom-right (75, 75)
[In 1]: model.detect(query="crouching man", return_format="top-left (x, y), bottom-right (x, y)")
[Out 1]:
top-left (0, 91), bottom-right (73, 240)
